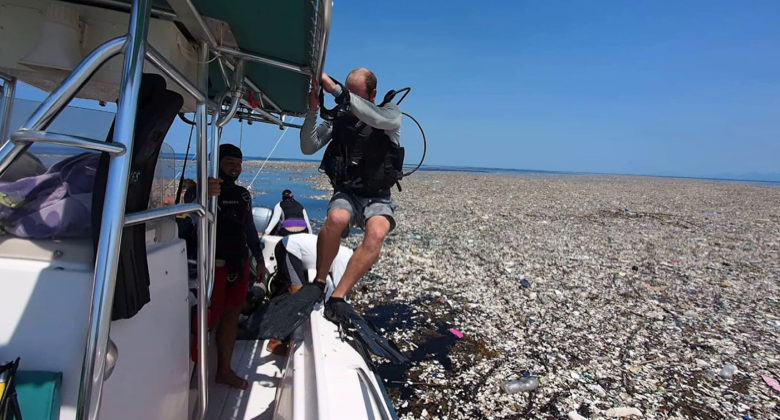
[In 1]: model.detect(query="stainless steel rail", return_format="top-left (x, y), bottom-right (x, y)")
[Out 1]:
top-left (234, 110), bottom-right (300, 129)
top-left (194, 40), bottom-right (211, 420)
top-left (166, 0), bottom-right (217, 48)
top-left (145, 45), bottom-right (206, 102)
top-left (215, 46), bottom-right (309, 76)
top-left (206, 109), bottom-right (219, 300)
top-left (76, 0), bottom-right (151, 419)
top-left (223, 59), bottom-right (283, 115)
top-left (0, 73), bottom-right (16, 144)
top-left (0, 36), bottom-right (126, 177)
top-left (10, 130), bottom-right (127, 155)
top-left (216, 60), bottom-right (245, 127)
top-left (313, 0), bottom-right (333, 82)
top-left (124, 203), bottom-right (205, 226)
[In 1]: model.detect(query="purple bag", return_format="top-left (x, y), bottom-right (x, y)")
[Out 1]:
top-left (0, 153), bottom-right (99, 238)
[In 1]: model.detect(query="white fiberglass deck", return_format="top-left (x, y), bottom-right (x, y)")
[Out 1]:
top-left (207, 306), bottom-right (396, 420)
top-left (205, 339), bottom-right (284, 420)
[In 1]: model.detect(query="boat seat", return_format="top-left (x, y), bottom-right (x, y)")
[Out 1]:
top-left (0, 218), bottom-right (188, 420)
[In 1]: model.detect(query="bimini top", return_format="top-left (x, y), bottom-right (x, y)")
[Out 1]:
top-left (0, 0), bottom-right (330, 119)
top-left (156, 0), bottom-right (331, 116)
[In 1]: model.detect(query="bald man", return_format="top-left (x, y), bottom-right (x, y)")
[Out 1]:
top-left (259, 69), bottom-right (403, 340)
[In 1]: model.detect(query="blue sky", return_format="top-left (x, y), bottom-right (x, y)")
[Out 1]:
top-left (12, 1), bottom-right (780, 180)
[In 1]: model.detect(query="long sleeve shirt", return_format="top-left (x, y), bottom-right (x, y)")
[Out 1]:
top-left (300, 84), bottom-right (402, 155)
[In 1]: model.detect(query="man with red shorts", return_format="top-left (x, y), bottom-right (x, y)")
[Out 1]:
top-left (209, 143), bottom-right (264, 389)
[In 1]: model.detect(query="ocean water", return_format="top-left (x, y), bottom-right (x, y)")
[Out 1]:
top-left (176, 161), bottom-right (330, 227)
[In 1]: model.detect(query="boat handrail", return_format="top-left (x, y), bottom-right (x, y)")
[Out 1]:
top-left (0, 72), bottom-right (16, 145)
top-left (145, 44), bottom-right (207, 102)
top-left (10, 130), bottom-right (127, 155)
top-left (0, 36), bottom-right (126, 177)
top-left (124, 203), bottom-right (206, 226)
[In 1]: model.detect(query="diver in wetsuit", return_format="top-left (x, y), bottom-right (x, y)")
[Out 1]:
top-left (264, 189), bottom-right (313, 236)
top-left (210, 143), bottom-right (264, 390)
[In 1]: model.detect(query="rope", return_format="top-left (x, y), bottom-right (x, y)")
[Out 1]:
top-left (246, 128), bottom-right (289, 190)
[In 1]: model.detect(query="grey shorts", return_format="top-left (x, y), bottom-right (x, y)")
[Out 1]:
top-left (328, 190), bottom-right (398, 233)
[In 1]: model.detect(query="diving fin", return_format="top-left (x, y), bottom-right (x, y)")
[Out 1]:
top-left (257, 282), bottom-right (324, 340)
top-left (325, 298), bottom-right (409, 365)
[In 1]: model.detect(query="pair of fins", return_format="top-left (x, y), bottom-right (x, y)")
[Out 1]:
top-left (257, 283), bottom-right (408, 365)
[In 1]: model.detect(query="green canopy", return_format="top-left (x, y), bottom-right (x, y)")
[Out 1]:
top-left (193, 0), bottom-right (316, 115)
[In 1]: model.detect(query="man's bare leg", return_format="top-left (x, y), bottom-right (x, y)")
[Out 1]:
top-left (316, 209), bottom-right (350, 283)
top-left (215, 305), bottom-right (249, 389)
top-left (331, 216), bottom-right (391, 299)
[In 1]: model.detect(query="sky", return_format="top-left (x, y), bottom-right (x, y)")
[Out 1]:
top-left (10, 0), bottom-right (780, 180)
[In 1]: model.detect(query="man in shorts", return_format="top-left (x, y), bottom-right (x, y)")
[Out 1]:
top-left (258, 68), bottom-right (401, 339)
top-left (209, 143), bottom-right (264, 389)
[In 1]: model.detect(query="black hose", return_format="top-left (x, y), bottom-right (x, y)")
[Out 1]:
top-left (177, 112), bottom-right (196, 126)
top-left (402, 111), bottom-right (426, 177)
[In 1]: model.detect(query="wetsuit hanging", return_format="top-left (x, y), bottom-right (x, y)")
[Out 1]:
top-left (91, 73), bottom-right (183, 320)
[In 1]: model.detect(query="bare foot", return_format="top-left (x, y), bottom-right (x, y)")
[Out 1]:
top-left (216, 369), bottom-right (248, 390)
top-left (266, 339), bottom-right (288, 356)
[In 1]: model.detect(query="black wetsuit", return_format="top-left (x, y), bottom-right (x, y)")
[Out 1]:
top-left (215, 174), bottom-right (263, 280)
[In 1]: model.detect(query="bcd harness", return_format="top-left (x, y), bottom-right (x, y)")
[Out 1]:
top-left (319, 81), bottom-right (410, 196)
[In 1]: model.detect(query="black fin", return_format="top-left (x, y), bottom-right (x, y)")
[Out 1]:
top-left (257, 282), bottom-right (324, 339)
top-left (91, 73), bottom-right (183, 320)
top-left (325, 298), bottom-right (409, 365)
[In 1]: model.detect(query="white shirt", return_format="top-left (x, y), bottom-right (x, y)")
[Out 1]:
top-left (282, 233), bottom-right (353, 289)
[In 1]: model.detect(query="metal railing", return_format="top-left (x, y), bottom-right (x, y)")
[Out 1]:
top-left (0, 0), bottom-right (335, 418)
top-left (76, 1), bottom-right (152, 418)
top-left (10, 130), bottom-right (127, 154)
top-left (0, 36), bottom-right (126, 177)
top-left (194, 40), bottom-right (213, 420)
top-left (0, 72), bottom-right (16, 144)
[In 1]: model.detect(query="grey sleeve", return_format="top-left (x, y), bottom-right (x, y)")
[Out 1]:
top-left (300, 111), bottom-right (333, 155)
top-left (333, 85), bottom-right (402, 146)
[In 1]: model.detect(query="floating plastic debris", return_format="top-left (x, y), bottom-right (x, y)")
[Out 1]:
top-left (448, 328), bottom-right (464, 339)
top-left (763, 375), bottom-right (780, 393)
top-left (604, 407), bottom-right (642, 417)
top-left (503, 376), bottom-right (539, 394)
top-left (721, 363), bottom-right (738, 379)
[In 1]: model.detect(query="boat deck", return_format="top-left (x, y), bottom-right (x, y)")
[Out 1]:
top-left (205, 339), bottom-right (284, 420)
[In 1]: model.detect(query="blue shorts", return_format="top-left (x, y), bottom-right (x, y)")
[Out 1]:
top-left (327, 190), bottom-right (398, 233)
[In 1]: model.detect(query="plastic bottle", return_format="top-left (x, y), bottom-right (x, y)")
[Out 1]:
top-left (503, 376), bottom-right (539, 394)
top-left (721, 363), bottom-right (737, 379)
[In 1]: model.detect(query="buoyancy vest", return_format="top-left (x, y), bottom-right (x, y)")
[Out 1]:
top-left (280, 198), bottom-right (305, 220)
top-left (216, 180), bottom-right (251, 271)
top-left (320, 114), bottom-right (405, 196)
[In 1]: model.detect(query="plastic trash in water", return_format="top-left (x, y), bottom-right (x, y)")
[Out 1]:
top-left (448, 328), bottom-right (464, 339)
top-left (721, 363), bottom-right (737, 379)
top-left (763, 375), bottom-right (780, 393)
top-left (503, 376), bottom-right (539, 394)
